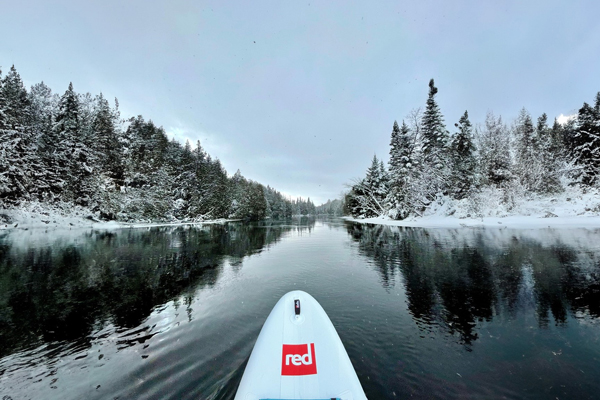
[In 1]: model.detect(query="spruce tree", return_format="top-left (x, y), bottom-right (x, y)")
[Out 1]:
top-left (0, 66), bottom-right (41, 203)
top-left (387, 120), bottom-right (417, 218)
top-left (421, 79), bottom-right (449, 159)
top-left (450, 111), bottom-right (476, 199)
top-left (349, 155), bottom-right (386, 217)
top-left (419, 79), bottom-right (450, 200)
top-left (514, 108), bottom-right (541, 191)
top-left (28, 82), bottom-right (54, 137)
top-left (389, 120), bottom-right (402, 175)
top-left (573, 93), bottom-right (600, 185)
top-left (537, 113), bottom-right (548, 137)
top-left (93, 93), bottom-right (123, 184)
top-left (549, 117), bottom-right (564, 155)
top-left (479, 112), bottom-right (512, 186)
top-left (365, 155), bottom-right (386, 208)
top-left (78, 92), bottom-right (96, 149)
top-left (535, 113), bottom-right (562, 193)
top-left (0, 65), bottom-right (30, 130)
top-left (54, 82), bottom-right (94, 204)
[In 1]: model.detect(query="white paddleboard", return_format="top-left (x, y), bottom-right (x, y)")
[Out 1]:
top-left (235, 290), bottom-right (368, 400)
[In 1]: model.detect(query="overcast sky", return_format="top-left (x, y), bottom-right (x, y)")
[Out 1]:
top-left (2, 0), bottom-right (600, 204)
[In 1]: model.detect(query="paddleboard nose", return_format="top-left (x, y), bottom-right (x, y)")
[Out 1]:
top-left (234, 290), bottom-right (368, 400)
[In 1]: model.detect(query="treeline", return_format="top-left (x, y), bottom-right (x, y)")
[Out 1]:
top-left (315, 198), bottom-right (343, 216)
top-left (0, 65), bottom-right (314, 221)
top-left (345, 79), bottom-right (600, 219)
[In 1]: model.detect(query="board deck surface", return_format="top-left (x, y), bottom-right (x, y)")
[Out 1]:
top-left (235, 291), bottom-right (367, 400)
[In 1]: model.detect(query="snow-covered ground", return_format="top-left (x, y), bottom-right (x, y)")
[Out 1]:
top-left (346, 185), bottom-right (600, 229)
top-left (0, 201), bottom-right (233, 231)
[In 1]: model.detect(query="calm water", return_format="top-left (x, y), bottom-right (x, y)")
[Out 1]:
top-left (1, 218), bottom-right (600, 399)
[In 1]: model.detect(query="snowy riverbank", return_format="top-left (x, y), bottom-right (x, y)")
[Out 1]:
top-left (345, 186), bottom-right (600, 229)
top-left (0, 201), bottom-right (233, 231)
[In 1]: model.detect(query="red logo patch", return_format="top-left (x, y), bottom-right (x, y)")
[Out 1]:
top-left (281, 343), bottom-right (317, 376)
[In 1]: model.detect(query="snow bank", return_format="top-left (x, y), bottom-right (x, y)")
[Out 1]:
top-left (345, 186), bottom-right (600, 229)
top-left (0, 201), bottom-right (233, 232)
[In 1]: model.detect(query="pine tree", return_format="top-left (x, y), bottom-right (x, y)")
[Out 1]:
top-left (0, 66), bottom-right (41, 203)
top-left (93, 93), bottom-right (123, 184)
top-left (549, 117), bottom-right (564, 155)
top-left (514, 108), bottom-right (541, 191)
top-left (535, 113), bottom-right (562, 193)
top-left (54, 82), bottom-right (94, 204)
top-left (0, 65), bottom-right (30, 130)
top-left (421, 79), bottom-right (449, 159)
top-left (389, 121), bottom-right (402, 175)
top-left (450, 111), bottom-right (476, 199)
top-left (349, 155), bottom-right (387, 217)
top-left (419, 79), bottom-right (450, 200)
top-left (572, 93), bottom-right (600, 185)
top-left (536, 113), bottom-right (548, 136)
top-left (387, 120), bottom-right (417, 218)
top-left (365, 155), bottom-right (386, 210)
top-left (478, 112), bottom-right (512, 186)
top-left (515, 108), bottom-right (537, 156)
top-left (126, 116), bottom-right (170, 185)
top-left (28, 82), bottom-right (54, 137)
top-left (200, 157), bottom-right (230, 218)
top-left (78, 92), bottom-right (95, 149)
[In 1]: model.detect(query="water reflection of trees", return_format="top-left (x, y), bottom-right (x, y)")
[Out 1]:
top-left (346, 223), bottom-right (600, 345)
top-left (0, 221), bottom-right (307, 358)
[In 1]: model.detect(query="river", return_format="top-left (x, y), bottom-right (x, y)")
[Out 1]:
top-left (1, 218), bottom-right (599, 399)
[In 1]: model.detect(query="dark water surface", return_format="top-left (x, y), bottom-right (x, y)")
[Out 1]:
top-left (1, 218), bottom-right (600, 399)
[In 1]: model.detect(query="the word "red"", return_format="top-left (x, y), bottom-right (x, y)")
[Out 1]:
top-left (281, 343), bottom-right (317, 376)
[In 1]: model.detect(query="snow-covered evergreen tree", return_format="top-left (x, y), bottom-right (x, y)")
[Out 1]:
top-left (0, 65), bottom-right (30, 130)
top-left (232, 178), bottom-right (267, 221)
top-left (53, 82), bottom-right (95, 204)
top-left (449, 110), bottom-right (476, 199)
top-left (93, 93), bottom-right (123, 184)
top-left (478, 112), bottom-right (512, 187)
top-left (78, 92), bottom-right (96, 148)
top-left (28, 82), bottom-right (54, 138)
top-left (571, 93), bottom-right (600, 186)
top-left (364, 155), bottom-right (387, 213)
top-left (0, 66), bottom-right (42, 203)
top-left (549, 117), bottom-right (565, 156)
top-left (535, 113), bottom-right (562, 193)
top-left (419, 79), bottom-right (450, 200)
top-left (348, 155), bottom-right (387, 218)
top-left (514, 108), bottom-right (540, 191)
top-left (388, 121), bottom-right (402, 176)
top-left (387, 120), bottom-right (417, 219)
top-left (421, 79), bottom-right (449, 160)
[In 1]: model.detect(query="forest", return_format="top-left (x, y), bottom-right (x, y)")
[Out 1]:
top-left (0, 65), bottom-right (316, 222)
top-left (345, 79), bottom-right (600, 220)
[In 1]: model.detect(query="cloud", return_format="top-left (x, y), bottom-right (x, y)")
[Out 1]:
top-left (556, 113), bottom-right (576, 125)
top-left (166, 123), bottom-right (232, 158)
